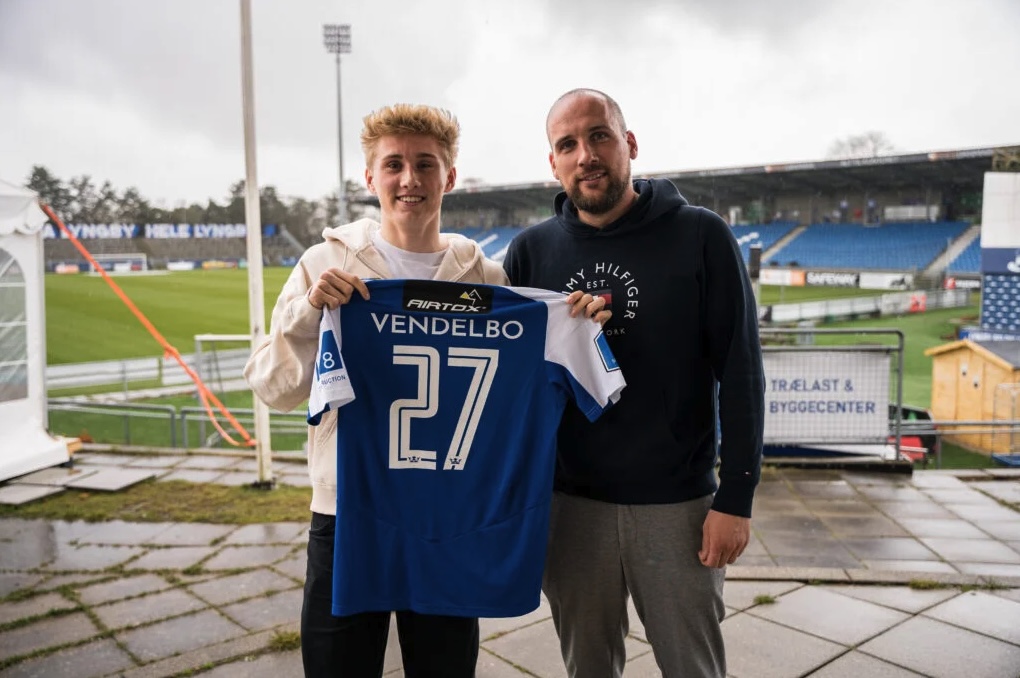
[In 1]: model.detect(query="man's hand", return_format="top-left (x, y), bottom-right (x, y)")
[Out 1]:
top-left (308, 269), bottom-right (370, 311)
top-left (565, 290), bottom-right (612, 325)
top-left (698, 510), bottom-right (750, 568)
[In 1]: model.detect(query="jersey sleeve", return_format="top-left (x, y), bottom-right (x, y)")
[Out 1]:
top-left (307, 307), bottom-right (356, 425)
top-left (541, 297), bottom-right (626, 422)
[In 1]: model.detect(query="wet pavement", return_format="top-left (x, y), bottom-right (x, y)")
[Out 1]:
top-left (2, 452), bottom-right (1020, 677)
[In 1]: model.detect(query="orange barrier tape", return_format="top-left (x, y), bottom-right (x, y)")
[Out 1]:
top-left (41, 203), bottom-right (257, 448)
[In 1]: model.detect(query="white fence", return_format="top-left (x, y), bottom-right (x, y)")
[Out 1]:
top-left (46, 348), bottom-right (251, 391)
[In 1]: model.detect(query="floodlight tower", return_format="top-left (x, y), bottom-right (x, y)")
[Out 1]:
top-left (323, 24), bottom-right (352, 225)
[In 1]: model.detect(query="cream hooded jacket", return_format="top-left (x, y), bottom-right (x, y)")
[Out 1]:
top-left (244, 218), bottom-right (508, 515)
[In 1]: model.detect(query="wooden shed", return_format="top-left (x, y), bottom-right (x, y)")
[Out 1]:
top-left (925, 340), bottom-right (1020, 454)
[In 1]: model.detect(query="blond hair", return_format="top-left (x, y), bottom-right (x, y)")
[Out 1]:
top-left (361, 104), bottom-right (460, 168)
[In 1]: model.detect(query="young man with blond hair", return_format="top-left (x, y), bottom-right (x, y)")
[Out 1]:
top-left (246, 103), bottom-right (607, 677)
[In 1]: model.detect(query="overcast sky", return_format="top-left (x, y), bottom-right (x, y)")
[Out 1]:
top-left (1, 0), bottom-right (1018, 207)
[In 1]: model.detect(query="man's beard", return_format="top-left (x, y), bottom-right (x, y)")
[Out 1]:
top-left (567, 170), bottom-right (629, 215)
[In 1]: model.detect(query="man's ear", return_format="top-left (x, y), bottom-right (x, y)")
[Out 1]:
top-left (365, 167), bottom-right (376, 194)
top-left (626, 131), bottom-right (638, 160)
top-left (444, 166), bottom-right (457, 193)
top-left (549, 152), bottom-right (558, 181)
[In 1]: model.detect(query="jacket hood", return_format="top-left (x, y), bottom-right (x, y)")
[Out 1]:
top-left (554, 178), bottom-right (689, 237)
top-left (319, 218), bottom-right (492, 280)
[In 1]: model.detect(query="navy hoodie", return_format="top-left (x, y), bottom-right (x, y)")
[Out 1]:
top-left (503, 178), bottom-right (764, 517)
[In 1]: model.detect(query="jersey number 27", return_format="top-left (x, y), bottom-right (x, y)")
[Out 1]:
top-left (389, 345), bottom-right (499, 471)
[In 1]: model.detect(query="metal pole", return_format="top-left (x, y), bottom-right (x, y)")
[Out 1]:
top-left (239, 0), bottom-right (274, 488)
top-left (335, 53), bottom-right (347, 225)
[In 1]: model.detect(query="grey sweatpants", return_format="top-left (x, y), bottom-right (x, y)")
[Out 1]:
top-left (542, 492), bottom-right (726, 678)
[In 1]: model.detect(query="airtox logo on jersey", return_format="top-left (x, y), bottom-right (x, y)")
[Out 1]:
top-left (403, 280), bottom-right (494, 314)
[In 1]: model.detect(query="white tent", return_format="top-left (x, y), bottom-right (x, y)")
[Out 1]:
top-left (0, 178), bottom-right (71, 481)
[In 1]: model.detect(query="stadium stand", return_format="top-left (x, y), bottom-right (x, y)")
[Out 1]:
top-left (945, 236), bottom-right (982, 274)
top-left (764, 221), bottom-right (969, 270)
top-left (730, 222), bottom-right (799, 261)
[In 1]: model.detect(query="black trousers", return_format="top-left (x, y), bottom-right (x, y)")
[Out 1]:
top-left (301, 512), bottom-right (479, 678)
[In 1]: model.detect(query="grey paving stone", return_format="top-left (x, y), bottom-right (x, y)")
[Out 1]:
top-left (788, 480), bottom-right (859, 499)
top-left (77, 520), bottom-right (173, 545)
top-left (42, 544), bottom-right (144, 572)
top-left (731, 555), bottom-right (777, 568)
top-left (748, 585), bottom-right (909, 646)
top-left (123, 455), bottom-right (184, 469)
top-left (807, 650), bottom-right (926, 677)
top-left (0, 637), bottom-right (136, 678)
top-left (859, 559), bottom-right (958, 575)
top-left (77, 573), bottom-right (171, 606)
top-left (894, 517), bottom-right (989, 539)
top-left (722, 580), bottom-right (803, 612)
top-left (840, 537), bottom-right (939, 561)
top-left (0, 484), bottom-right (63, 505)
top-left (9, 466), bottom-right (98, 487)
top-left (115, 608), bottom-right (247, 662)
top-left (820, 584), bottom-right (959, 614)
top-left (923, 589), bottom-right (1020, 645)
top-left (188, 569), bottom-right (300, 606)
top-left (920, 537), bottom-right (1020, 564)
top-left (859, 616), bottom-right (1020, 678)
top-left (910, 473), bottom-right (968, 489)
top-left (201, 545), bottom-right (293, 571)
top-left (64, 468), bottom-right (157, 491)
top-left (271, 552), bottom-right (307, 583)
top-left (177, 455), bottom-right (242, 470)
top-left (856, 485), bottom-right (929, 502)
top-left (992, 587), bottom-right (1020, 604)
top-left (72, 453), bottom-right (133, 466)
top-left (972, 482), bottom-right (1020, 504)
top-left (213, 472), bottom-right (260, 487)
top-left (0, 592), bottom-right (76, 625)
top-left (126, 546), bottom-right (217, 571)
top-left (157, 469), bottom-right (226, 483)
top-left (230, 459), bottom-right (290, 474)
top-left (924, 488), bottom-right (1003, 505)
top-left (277, 473), bottom-right (311, 487)
top-left (977, 520), bottom-right (1020, 541)
top-left (479, 596), bottom-right (552, 641)
top-left (944, 502), bottom-right (1020, 522)
top-left (144, 523), bottom-right (236, 546)
top-left (221, 588), bottom-right (302, 631)
top-left (50, 520), bottom-right (102, 544)
top-left (483, 617), bottom-right (646, 678)
top-left (92, 587), bottom-right (206, 630)
top-left (773, 553), bottom-right (861, 569)
top-left (36, 573), bottom-right (112, 591)
top-left (194, 649), bottom-right (303, 677)
top-left (721, 612), bottom-right (845, 678)
top-left (752, 514), bottom-right (832, 535)
top-left (819, 515), bottom-right (910, 537)
top-left (802, 499), bottom-right (883, 517)
top-left (0, 612), bottom-right (99, 661)
top-left (223, 523), bottom-right (307, 545)
top-left (872, 501), bottom-right (957, 520)
top-left (476, 648), bottom-right (535, 677)
top-left (0, 573), bottom-right (46, 598)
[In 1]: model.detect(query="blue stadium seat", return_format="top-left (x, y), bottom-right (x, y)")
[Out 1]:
top-left (764, 221), bottom-right (969, 270)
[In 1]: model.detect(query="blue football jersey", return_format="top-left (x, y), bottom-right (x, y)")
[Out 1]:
top-left (308, 279), bottom-right (625, 617)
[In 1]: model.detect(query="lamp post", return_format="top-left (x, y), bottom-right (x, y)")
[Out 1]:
top-left (323, 24), bottom-right (351, 225)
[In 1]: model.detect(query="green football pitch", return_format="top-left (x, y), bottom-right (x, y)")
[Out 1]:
top-left (44, 268), bottom-right (977, 407)
top-left (44, 268), bottom-right (887, 365)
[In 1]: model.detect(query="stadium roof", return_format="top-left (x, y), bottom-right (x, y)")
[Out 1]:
top-left (351, 144), bottom-right (1020, 212)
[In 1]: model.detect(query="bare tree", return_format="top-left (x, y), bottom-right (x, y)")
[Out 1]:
top-left (827, 132), bottom-right (896, 159)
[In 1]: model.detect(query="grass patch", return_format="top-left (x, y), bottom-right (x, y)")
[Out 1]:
top-left (908, 578), bottom-right (951, 590)
top-left (0, 480), bottom-right (311, 524)
top-left (267, 630), bottom-right (302, 653)
top-left (752, 594), bottom-right (777, 605)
